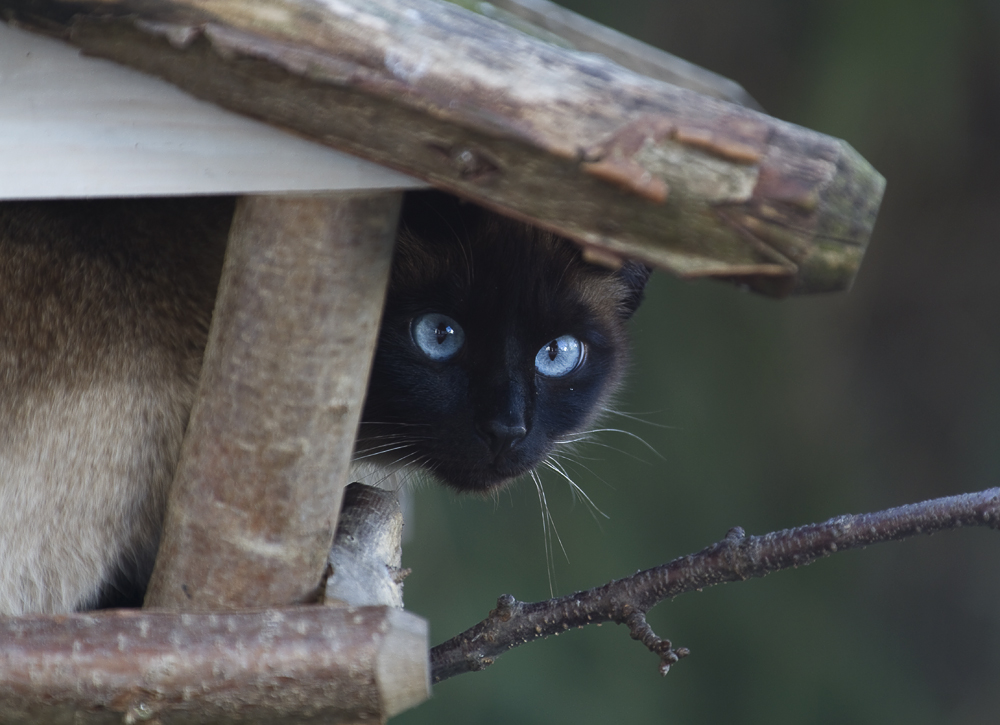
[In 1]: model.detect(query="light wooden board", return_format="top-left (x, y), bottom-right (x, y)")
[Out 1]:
top-left (0, 22), bottom-right (425, 199)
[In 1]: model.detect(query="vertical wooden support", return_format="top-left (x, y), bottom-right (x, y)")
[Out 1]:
top-left (145, 192), bottom-right (401, 610)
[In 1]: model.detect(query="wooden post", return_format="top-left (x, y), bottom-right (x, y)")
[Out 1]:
top-left (145, 192), bottom-right (401, 610)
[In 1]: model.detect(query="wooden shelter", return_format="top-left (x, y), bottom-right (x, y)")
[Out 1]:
top-left (0, 0), bottom-right (885, 722)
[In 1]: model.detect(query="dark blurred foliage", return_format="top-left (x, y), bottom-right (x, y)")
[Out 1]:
top-left (395, 1), bottom-right (1000, 722)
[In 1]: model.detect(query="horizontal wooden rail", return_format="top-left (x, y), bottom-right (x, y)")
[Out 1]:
top-left (0, 605), bottom-right (429, 724)
top-left (2, 0), bottom-right (884, 295)
top-left (450, 0), bottom-right (762, 109)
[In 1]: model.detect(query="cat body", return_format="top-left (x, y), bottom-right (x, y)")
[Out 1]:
top-left (0, 192), bottom-right (648, 615)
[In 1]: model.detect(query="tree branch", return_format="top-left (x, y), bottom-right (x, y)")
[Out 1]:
top-left (325, 483), bottom-right (409, 609)
top-left (431, 487), bottom-right (1000, 682)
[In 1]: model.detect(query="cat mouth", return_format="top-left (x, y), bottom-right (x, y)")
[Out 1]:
top-left (430, 450), bottom-right (539, 493)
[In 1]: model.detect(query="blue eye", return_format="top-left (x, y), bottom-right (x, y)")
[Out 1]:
top-left (412, 313), bottom-right (465, 361)
top-left (535, 335), bottom-right (584, 377)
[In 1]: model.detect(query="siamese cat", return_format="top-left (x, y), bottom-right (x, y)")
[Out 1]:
top-left (0, 191), bottom-right (649, 615)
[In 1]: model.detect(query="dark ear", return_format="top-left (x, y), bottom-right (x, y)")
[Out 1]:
top-left (617, 261), bottom-right (653, 319)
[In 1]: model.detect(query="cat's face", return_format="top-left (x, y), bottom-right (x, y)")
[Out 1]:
top-left (359, 192), bottom-right (650, 493)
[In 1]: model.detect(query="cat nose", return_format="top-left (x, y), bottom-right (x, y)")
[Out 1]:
top-left (477, 419), bottom-right (528, 457)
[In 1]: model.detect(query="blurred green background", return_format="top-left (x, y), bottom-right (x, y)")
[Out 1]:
top-left (396, 1), bottom-right (1000, 723)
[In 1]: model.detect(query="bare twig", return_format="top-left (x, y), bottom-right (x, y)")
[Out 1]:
top-left (431, 487), bottom-right (1000, 682)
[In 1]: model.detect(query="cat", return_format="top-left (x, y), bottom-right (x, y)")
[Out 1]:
top-left (0, 191), bottom-right (649, 615)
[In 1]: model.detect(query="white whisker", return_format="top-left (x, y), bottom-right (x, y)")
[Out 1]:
top-left (542, 459), bottom-right (608, 522)
top-left (556, 438), bottom-right (654, 466)
top-left (357, 421), bottom-right (431, 428)
top-left (547, 452), bottom-right (615, 491)
top-left (550, 449), bottom-right (605, 463)
top-left (530, 469), bottom-right (567, 597)
top-left (560, 427), bottom-right (665, 460)
top-left (601, 408), bottom-right (673, 429)
top-left (355, 432), bottom-right (430, 441)
top-left (352, 442), bottom-right (421, 461)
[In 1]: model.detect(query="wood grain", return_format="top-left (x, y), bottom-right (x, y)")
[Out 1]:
top-left (144, 192), bottom-right (401, 610)
top-left (0, 22), bottom-right (425, 199)
top-left (1, 0), bottom-right (884, 295)
top-left (0, 605), bottom-right (429, 724)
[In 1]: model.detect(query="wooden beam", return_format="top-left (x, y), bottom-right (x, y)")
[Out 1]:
top-left (144, 192), bottom-right (401, 610)
top-left (1, 0), bottom-right (884, 295)
top-left (0, 606), bottom-right (430, 723)
top-left (447, 0), bottom-right (762, 109)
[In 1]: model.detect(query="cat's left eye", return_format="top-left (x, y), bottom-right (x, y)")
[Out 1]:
top-left (535, 335), bottom-right (584, 377)
top-left (412, 313), bottom-right (465, 361)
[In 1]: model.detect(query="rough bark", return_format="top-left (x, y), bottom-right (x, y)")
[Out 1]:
top-left (144, 193), bottom-right (401, 610)
top-left (0, 605), bottom-right (429, 724)
top-left (1, 0), bottom-right (884, 295)
top-left (325, 483), bottom-right (408, 609)
top-left (450, 0), bottom-right (762, 109)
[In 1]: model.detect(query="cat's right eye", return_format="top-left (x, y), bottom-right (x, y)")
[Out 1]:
top-left (535, 335), bottom-right (584, 377)
top-left (412, 313), bottom-right (465, 361)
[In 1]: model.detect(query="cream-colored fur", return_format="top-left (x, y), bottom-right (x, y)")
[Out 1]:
top-left (0, 383), bottom-right (188, 614)
top-left (0, 198), bottom-right (226, 615)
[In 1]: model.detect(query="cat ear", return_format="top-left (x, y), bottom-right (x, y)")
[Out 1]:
top-left (616, 261), bottom-right (652, 319)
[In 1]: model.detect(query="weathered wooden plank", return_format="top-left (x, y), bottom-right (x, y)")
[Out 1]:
top-left (144, 192), bottom-right (400, 610)
top-left (447, 0), bottom-right (762, 109)
top-left (1, 0), bottom-right (884, 295)
top-left (0, 606), bottom-right (430, 724)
